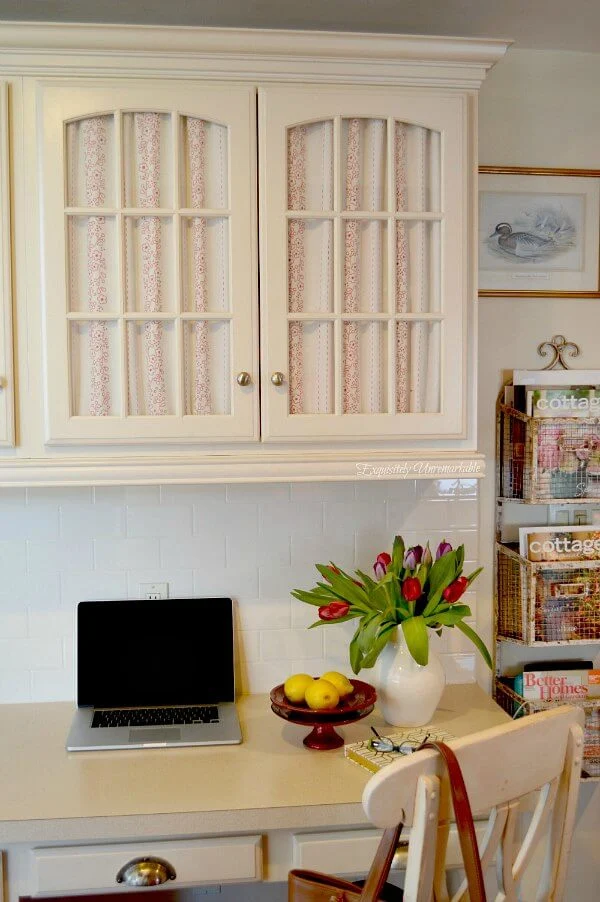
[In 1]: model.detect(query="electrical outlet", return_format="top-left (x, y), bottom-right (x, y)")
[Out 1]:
top-left (140, 582), bottom-right (169, 600)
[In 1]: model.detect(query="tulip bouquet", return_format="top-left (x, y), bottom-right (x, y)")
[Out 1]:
top-left (292, 535), bottom-right (491, 674)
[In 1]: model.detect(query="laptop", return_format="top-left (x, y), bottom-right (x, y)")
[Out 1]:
top-left (66, 597), bottom-right (242, 751)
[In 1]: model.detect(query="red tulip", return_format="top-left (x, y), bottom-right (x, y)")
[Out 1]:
top-left (402, 577), bottom-right (422, 602)
top-left (324, 564), bottom-right (341, 582)
top-left (442, 576), bottom-right (469, 604)
top-left (318, 601), bottom-right (350, 621)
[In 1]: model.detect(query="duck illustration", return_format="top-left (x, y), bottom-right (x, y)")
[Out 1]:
top-left (489, 222), bottom-right (557, 258)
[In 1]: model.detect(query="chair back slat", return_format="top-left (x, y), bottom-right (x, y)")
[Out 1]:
top-left (361, 706), bottom-right (584, 902)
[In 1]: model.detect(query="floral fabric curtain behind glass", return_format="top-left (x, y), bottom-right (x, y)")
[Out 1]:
top-left (287, 117), bottom-right (440, 416)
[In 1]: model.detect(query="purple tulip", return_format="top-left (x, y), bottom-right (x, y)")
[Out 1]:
top-left (373, 552), bottom-right (391, 581)
top-left (403, 545), bottom-right (423, 570)
top-left (436, 540), bottom-right (453, 560)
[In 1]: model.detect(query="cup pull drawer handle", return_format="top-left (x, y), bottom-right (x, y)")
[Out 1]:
top-left (116, 856), bottom-right (177, 886)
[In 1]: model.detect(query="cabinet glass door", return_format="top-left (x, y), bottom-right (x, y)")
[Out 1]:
top-left (259, 86), bottom-right (467, 440)
top-left (39, 82), bottom-right (257, 443)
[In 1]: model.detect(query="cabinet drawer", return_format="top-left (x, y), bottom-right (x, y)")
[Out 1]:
top-left (293, 824), bottom-right (490, 875)
top-left (31, 836), bottom-right (262, 895)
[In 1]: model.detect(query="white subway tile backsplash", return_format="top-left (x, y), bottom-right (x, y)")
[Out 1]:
top-left (95, 537), bottom-right (160, 570)
top-left (236, 597), bottom-right (291, 631)
top-left (0, 541), bottom-right (27, 577)
top-left (161, 484), bottom-right (227, 503)
top-left (60, 503), bottom-right (126, 540)
top-left (31, 668), bottom-right (75, 702)
top-left (354, 479), bottom-right (416, 502)
top-left (439, 653), bottom-right (476, 683)
top-left (193, 565), bottom-right (259, 600)
top-left (60, 570), bottom-right (129, 605)
top-left (290, 482), bottom-right (356, 502)
top-left (261, 628), bottom-right (323, 661)
top-left (27, 487), bottom-right (92, 505)
top-left (161, 534), bottom-right (226, 570)
top-left (27, 539), bottom-right (94, 572)
top-left (323, 501), bottom-right (387, 538)
top-left (0, 670), bottom-right (31, 703)
top-left (195, 501), bottom-right (258, 541)
top-left (260, 501), bottom-right (324, 539)
top-left (27, 610), bottom-right (74, 638)
top-left (290, 533), bottom-right (353, 569)
top-left (127, 503), bottom-right (193, 538)
top-left (0, 504), bottom-right (59, 540)
top-left (0, 480), bottom-right (483, 703)
top-left (0, 637), bottom-right (63, 670)
top-left (226, 483), bottom-right (290, 503)
top-left (0, 611), bottom-right (28, 639)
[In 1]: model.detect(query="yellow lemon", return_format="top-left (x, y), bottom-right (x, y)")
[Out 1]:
top-left (321, 671), bottom-right (354, 698)
top-left (304, 678), bottom-right (340, 711)
top-left (283, 673), bottom-right (314, 704)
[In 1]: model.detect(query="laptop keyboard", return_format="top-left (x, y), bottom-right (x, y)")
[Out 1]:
top-left (91, 706), bottom-right (220, 728)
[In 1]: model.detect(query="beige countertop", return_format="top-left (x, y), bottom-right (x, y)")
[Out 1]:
top-left (0, 684), bottom-right (508, 844)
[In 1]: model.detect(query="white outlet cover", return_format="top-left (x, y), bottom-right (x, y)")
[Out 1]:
top-left (140, 582), bottom-right (169, 599)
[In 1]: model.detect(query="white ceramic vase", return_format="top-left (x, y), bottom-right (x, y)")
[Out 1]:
top-left (375, 628), bottom-right (445, 726)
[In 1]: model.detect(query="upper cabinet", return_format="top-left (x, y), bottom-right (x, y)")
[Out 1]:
top-left (0, 26), bottom-right (509, 484)
top-left (38, 82), bottom-right (258, 444)
top-left (259, 86), bottom-right (466, 441)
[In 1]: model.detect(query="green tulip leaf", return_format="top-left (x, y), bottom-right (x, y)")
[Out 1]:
top-left (401, 615), bottom-right (429, 666)
top-left (391, 535), bottom-right (405, 574)
top-left (455, 620), bottom-right (492, 669)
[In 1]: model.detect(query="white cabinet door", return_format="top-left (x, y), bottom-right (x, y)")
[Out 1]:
top-left (0, 83), bottom-right (14, 447)
top-left (37, 80), bottom-right (258, 444)
top-left (259, 85), bottom-right (469, 442)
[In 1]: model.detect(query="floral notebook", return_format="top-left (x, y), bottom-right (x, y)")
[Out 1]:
top-left (344, 726), bottom-right (455, 774)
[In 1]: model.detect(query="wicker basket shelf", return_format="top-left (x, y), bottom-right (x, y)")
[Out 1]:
top-left (498, 404), bottom-right (600, 504)
top-left (494, 679), bottom-right (600, 779)
top-left (496, 542), bottom-right (600, 645)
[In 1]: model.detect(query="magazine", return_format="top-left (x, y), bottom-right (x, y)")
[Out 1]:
top-left (515, 668), bottom-right (600, 701)
top-left (519, 525), bottom-right (600, 561)
top-left (527, 388), bottom-right (600, 418)
top-left (513, 369), bottom-right (600, 387)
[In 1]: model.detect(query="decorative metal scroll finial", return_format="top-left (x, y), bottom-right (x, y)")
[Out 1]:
top-left (537, 335), bottom-right (580, 370)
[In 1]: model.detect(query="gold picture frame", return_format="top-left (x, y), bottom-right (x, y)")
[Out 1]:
top-left (478, 166), bottom-right (600, 297)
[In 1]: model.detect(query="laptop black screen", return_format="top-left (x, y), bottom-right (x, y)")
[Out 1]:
top-left (77, 597), bottom-right (235, 708)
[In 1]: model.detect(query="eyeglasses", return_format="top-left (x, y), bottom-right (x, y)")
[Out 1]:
top-left (368, 726), bottom-right (430, 755)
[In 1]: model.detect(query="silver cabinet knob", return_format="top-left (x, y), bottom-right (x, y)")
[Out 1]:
top-left (271, 372), bottom-right (285, 387)
top-left (116, 856), bottom-right (177, 886)
top-left (236, 371), bottom-right (252, 386)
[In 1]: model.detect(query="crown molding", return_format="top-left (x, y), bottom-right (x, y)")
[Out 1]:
top-left (0, 21), bottom-right (511, 86)
top-left (0, 450), bottom-right (485, 486)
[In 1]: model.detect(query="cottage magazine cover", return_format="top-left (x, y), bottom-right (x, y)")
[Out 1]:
top-left (519, 525), bottom-right (600, 561)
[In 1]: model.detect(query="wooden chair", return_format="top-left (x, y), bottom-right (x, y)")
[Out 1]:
top-left (362, 705), bottom-right (585, 902)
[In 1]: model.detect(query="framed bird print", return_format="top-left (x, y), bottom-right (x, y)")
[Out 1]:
top-left (478, 166), bottom-right (600, 297)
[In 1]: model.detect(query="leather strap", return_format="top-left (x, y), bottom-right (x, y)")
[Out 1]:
top-left (357, 823), bottom-right (404, 901)
top-left (422, 741), bottom-right (487, 902)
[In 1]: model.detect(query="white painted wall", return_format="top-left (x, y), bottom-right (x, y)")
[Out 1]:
top-left (478, 46), bottom-right (600, 901)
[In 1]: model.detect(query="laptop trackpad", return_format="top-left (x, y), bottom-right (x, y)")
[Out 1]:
top-left (130, 728), bottom-right (182, 743)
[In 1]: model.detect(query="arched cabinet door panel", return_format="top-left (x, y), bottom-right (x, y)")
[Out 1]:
top-left (37, 81), bottom-right (258, 444)
top-left (259, 85), bottom-right (468, 442)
